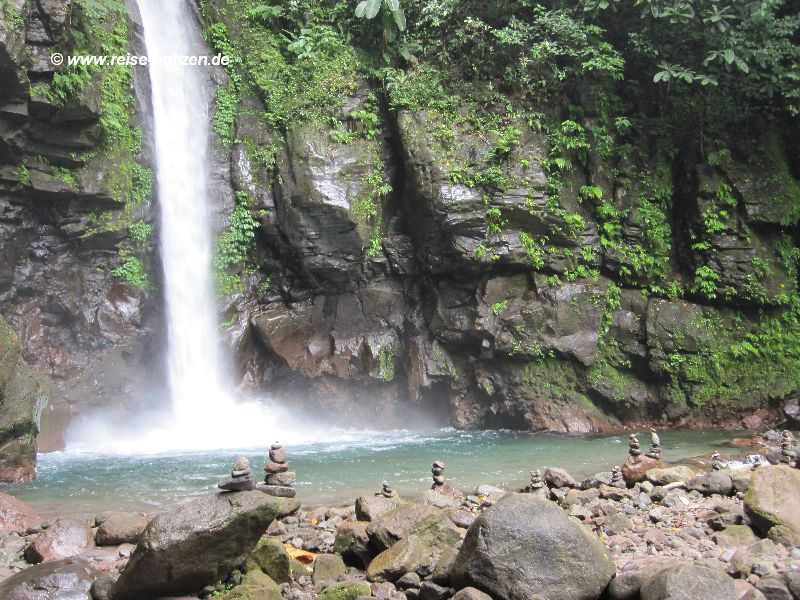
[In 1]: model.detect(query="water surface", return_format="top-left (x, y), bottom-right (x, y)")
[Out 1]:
top-left (4, 429), bottom-right (744, 518)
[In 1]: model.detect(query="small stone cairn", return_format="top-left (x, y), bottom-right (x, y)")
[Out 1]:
top-left (780, 430), bottom-right (797, 466)
top-left (710, 451), bottom-right (724, 471)
top-left (628, 433), bottom-right (642, 459)
top-left (610, 465), bottom-right (625, 488)
top-left (261, 442), bottom-right (297, 498)
top-left (646, 429), bottom-right (662, 460)
top-left (218, 456), bottom-right (255, 492)
top-left (377, 481), bottom-right (397, 498)
top-left (526, 469), bottom-right (548, 498)
top-left (431, 460), bottom-right (445, 489)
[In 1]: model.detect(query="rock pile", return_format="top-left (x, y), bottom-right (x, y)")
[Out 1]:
top-left (610, 465), bottom-right (625, 488)
top-left (218, 457), bottom-right (256, 492)
top-left (780, 430), bottom-right (797, 466)
top-left (261, 443), bottom-right (297, 498)
top-left (431, 460), bottom-right (445, 488)
top-left (646, 429), bottom-right (662, 460)
top-left (629, 433), bottom-right (642, 457)
top-left (710, 451), bottom-right (724, 470)
top-left (377, 481), bottom-right (397, 498)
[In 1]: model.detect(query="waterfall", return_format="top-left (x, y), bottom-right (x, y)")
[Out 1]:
top-left (65, 0), bottom-right (347, 453)
top-left (138, 0), bottom-right (229, 429)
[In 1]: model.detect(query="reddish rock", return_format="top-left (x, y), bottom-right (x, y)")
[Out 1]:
top-left (25, 518), bottom-right (94, 563)
top-left (265, 461), bottom-right (289, 474)
top-left (0, 492), bottom-right (41, 534)
top-left (621, 455), bottom-right (667, 485)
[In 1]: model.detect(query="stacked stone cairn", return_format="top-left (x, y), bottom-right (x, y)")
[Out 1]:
top-left (261, 442), bottom-right (297, 498)
top-left (431, 460), bottom-right (445, 488)
top-left (780, 430), bottom-right (797, 466)
top-left (610, 465), bottom-right (625, 488)
top-left (646, 430), bottom-right (662, 460)
top-left (377, 481), bottom-right (397, 498)
top-left (628, 434), bottom-right (642, 459)
top-left (710, 451), bottom-right (724, 471)
top-left (218, 457), bottom-right (255, 492)
top-left (527, 469), bottom-right (548, 498)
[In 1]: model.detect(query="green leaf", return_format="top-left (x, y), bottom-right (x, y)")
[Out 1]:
top-left (387, 0), bottom-right (400, 12)
top-left (355, 0), bottom-right (369, 18)
top-left (723, 48), bottom-right (735, 64)
top-left (392, 7), bottom-right (406, 31)
top-left (365, 0), bottom-right (382, 19)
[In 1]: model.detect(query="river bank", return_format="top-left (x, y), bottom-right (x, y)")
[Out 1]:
top-left (0, 428), bottom-right (798, 599)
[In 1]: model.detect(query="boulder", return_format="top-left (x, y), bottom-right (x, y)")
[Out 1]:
top-left (219, 569), bottom-right (282, 600)
top-left (607, 560), bottom-right (684, 600)
top-left (646, 466), bottom-right (695, 486)
top-left (244, 537), bottom-right (293, 584)
top-left (313, 553), bottom-right (347, 586)
top-left (687, 471), bottom-right (734, 496)
top-left (356, 495), bottom-right (403, 522)
top-left (0, 557), bottom-right (97, 599)
top-left (0, 492), bottom-right (40, 534)
top-left (368, 511), bottom-right (461, 582)
top-left (367, 503), bottom-right (442, 551)
top-left (622, 456), bottom-right (667, 485)
top-left (317, 581), bottom-right (372, 600)
top-left (452, 588), bottom-right (494, 600)
top-left (451, 494), bottom-right (615, 600)
top-left (734, 580), bottom-right (767, 600)
top-left (110, 491), bottom-right (298, 600)
top-left (25, 518), bottom-right (94, 563)
top-left (544, 467), bottom-right (578, 488)
top-left (95, 512), bottom-right (149, 546)
top-left (712, 524), bottom-right (758, 548)
top-left (640, 564), bottom-right (736, 600)
top-left (334, 521), bottom-right (372, 566)
top-left (744, 465), bottom-right (800, 537)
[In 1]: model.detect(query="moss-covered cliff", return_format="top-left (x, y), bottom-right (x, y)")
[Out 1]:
top-left (1, 0), bottom-right (799, 442)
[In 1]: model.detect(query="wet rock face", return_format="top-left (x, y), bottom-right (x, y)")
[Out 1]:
top-left (0, 0), bottom-right (160, 450)
top-left (0, 317), bottom-right (43, 482)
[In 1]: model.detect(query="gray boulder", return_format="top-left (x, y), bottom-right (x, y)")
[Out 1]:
top-left (356, 494), bottom-right (404, 521)
top-left (0, 557), bottom-right (97, 600)
top-left (640, 564), bottom-right (736, 600)
top-left (25, 518), bottom-right (94, 563)
top-left (744, 465), bottom-right (800, 538)
top-left (451, 493), bottom-right (615, 600)
top-left (687, 471), bottom-right (734, 496)
top-left (110, 491), bottom-right (299, 600)
top-left (95, 512), bottom-right (149, 546)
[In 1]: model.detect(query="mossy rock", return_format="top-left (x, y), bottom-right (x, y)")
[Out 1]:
top-left (744, 465), bottom-right (800, 537)
top-left (244, 537), bottom-right (292, 583)
top-left (317, 581), bottom-right (372, 600)
top-left (220, 570), bottom-right (282, 600)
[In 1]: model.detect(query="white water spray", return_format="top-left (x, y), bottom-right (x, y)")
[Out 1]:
top-left (65, 1), bottom-right (395, 454)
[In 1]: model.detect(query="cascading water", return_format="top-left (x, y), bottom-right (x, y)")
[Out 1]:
top-left (66, 0), bottom-right (384, 453)
top-left (138, 0), bottom-right (227, 431)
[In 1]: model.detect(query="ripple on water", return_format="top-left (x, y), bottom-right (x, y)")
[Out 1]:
top-left (5, 428), bottom-right (743, 518)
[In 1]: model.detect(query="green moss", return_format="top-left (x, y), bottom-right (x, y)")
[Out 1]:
top-left (214, 191), bottom-right (258, 296)
top-left (378, 347), bottom-right (396, 382)
top-left (111, 251), bottom-right (150, 290)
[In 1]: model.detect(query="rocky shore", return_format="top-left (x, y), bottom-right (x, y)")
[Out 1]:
top-left (0, 430), bottom-right (798, 600)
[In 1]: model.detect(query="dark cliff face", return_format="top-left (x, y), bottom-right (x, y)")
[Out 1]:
top-left (1, 0), bottom-right (799, 454)
top-left (0, 0), bottom-right (162, 453)
top-left (206, 0), bottom-right (800, 433)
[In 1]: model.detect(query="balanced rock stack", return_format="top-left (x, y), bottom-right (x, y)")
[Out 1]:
top-left (610, 465), bottom-right (625, 488)
top-left (646, 430), bottom-right (662, 460)
top-left (432, 460), bottom-right (445, 488)
top-left (629, 434), bottom-right (642, 458)
top-left (377, 481), bottom-right (397, 498)
top-left (261, 442), bottom-right (297, 498)
top-left (710, 451), bottom-right (724, 470)
top-left (527, 469), bottom-right (547, 498)
top-left (218, 457), bottom-right (256, 492)
top-left (780, 430), bottom-right (797, 466)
